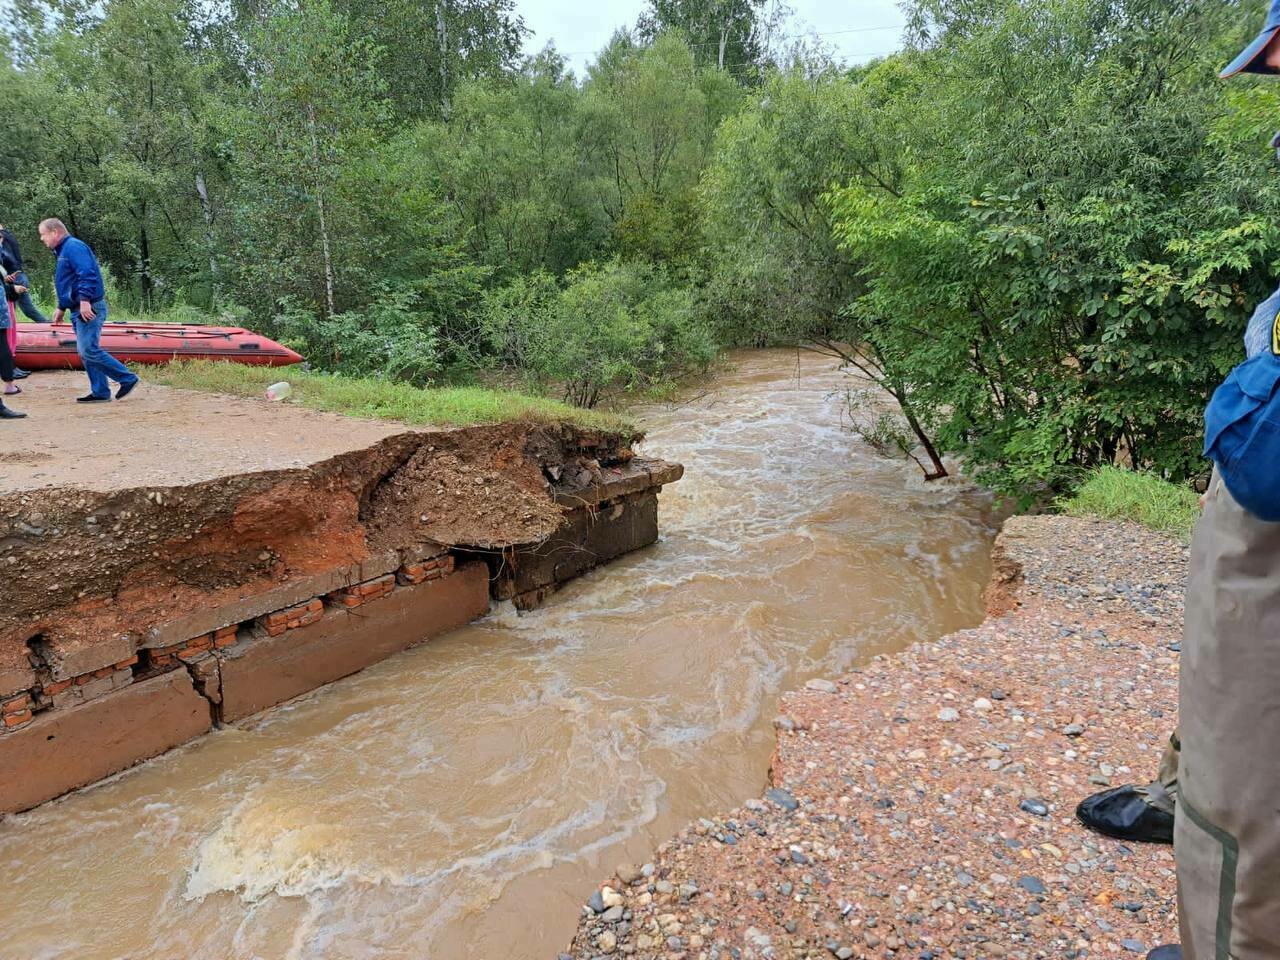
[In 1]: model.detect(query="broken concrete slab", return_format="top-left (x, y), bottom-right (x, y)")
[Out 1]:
top-left (142, 548), bottom-right (404, 649)
top-left (0, 670), bottom-right (212, 815)
top-left (497, 489), bottom-right (660, 609)
top-left (38, 631), bottom-right (135, 683)
top-left (218, 562), bottom-right (489, 723)
top-left (553, 459), bottom-right (683, 508)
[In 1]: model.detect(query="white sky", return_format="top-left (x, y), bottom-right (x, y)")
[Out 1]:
top-left (517, 0), bottom-right (908, 77)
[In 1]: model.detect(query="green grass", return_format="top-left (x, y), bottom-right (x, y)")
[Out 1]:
top-left (1059, 465), bottom-right (1200, 542)
top-left (140, 360), bottom-right (637, 436)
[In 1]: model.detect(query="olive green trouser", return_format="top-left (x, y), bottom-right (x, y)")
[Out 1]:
top-left (1176, 472), bottom-right (1280, 959)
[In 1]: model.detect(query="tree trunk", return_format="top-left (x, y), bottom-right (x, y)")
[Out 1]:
top-left (194, 168), bottom-right (219, 294)
top-left (306, 103), bottom-right (337, 319)
top-left (897, 395), bottom-right (948, 480)
top-left (138, 208), bottom-right (153, 310)
top-left (436, 0), bottom-right (451, 118)
top-left (718, 26), bottom-right (728, 69)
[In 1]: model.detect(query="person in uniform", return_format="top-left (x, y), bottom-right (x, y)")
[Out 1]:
top-left (1149, 10), bottom-right (1280, 958)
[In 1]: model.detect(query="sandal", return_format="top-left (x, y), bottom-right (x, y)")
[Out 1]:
top-left (3, 386), bottom-right (19, 395)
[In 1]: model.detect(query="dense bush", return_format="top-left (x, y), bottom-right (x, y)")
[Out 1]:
top-left (823, 0), bottom-right (1269, 494)
top-left (274, 287), bottom-right (443, 384)
top-left (478, 261), bottom-right (716, 406)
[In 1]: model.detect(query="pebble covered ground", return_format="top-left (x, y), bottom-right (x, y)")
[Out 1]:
top-left (565, 515), bottom-right (1189, 960)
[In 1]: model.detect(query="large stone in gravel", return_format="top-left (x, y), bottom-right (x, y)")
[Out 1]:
top-left (1019, 798), bottom-right (1049, 817)
top-left (1017, 876), bottom-right (1047, 895)
top-left (765, 787), bottom-right (799, 811)
top-left (805, 678), bottom-right (838, 694)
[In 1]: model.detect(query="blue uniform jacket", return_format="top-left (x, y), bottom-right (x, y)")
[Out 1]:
top-left (53, 235), bottom-right (106, 310)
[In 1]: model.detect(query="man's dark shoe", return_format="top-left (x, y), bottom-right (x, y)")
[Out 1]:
top-left (76, 394), bottom-right (111, 403)
top-left (1076, 785), bottom-right (1174, 844)
top-left (1147, 947), bottom-right (1181, 960)
top-left (1, 406), bottom-right (27, 419)
top-left (115, 379), bottom-right (138, 400)
top-left (12, 368), bottom-right (28, 379)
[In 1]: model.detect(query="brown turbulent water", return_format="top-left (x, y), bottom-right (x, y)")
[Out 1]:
top-left (0, 349), bottom-right (997, 960)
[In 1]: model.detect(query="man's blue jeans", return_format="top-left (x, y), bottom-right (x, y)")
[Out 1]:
top-left (73, 300), bottom-right (137, 399)
top-left (14, 273), bottom-right (47, 323)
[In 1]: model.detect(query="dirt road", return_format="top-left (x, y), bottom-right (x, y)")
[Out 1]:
top-left (0, 371), bottom-right (411, 493)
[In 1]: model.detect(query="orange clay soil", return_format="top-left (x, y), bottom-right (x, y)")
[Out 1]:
top-left (1, 373), bottom-right (635, 672)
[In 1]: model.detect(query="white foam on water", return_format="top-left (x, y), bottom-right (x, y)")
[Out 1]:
top-left (184, 793), bottom-right (420, 904)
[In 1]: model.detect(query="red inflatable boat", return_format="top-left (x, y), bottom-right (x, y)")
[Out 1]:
top-left (14, 322), bottom-right (302, 370)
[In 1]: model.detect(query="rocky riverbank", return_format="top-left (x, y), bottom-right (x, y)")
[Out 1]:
top-left (566, 515), bottom-right (1188, 960)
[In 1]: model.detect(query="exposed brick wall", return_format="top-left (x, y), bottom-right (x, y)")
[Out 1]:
top-left (327, 574), bottom-right (396, 609)
top-left (3, 534), bottom-right (592, 742)
top-left (259, 599), bottom-right (324, 637)
top-left (146, 635), bottom-right (214, 670)
top-left (397, 555), bottom-right (455, 585)
top-left (0, 654), bottom-right (138, 733)
top-left (2, 692), bottom-right (32, 729)
top-left (3, 560), bottom-right (436, 738)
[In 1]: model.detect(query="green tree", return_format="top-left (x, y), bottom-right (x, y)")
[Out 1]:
top-left (826, 0), bottom-right (1267, 492)
top-left (224, 0), bottom-right (389, 319)
top-left (478, 261), bottom-right (716, 406)
top-left (329, 0), bottom-right (525, 121)
top-left (637, 0), bottom-right (780, 77)
top-left (581, 33), bottom-right (742, 265)
top-left (700, 64), bottom-right (950, 476)
top-left (0, 0), bottom-right (226, 308)
top-left (409, 51), bottom-right (611, 277)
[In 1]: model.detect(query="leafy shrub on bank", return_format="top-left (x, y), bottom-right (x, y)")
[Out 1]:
top-left (272, 284), bottom-right (448, 385)
top-left (477, 260), bottom-right (716, 407)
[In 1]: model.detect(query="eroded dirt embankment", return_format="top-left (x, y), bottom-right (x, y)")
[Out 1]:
top-left (567, 515), bottom-right (1187, 960)
top-left (1, 419), bottom-right (637, 684)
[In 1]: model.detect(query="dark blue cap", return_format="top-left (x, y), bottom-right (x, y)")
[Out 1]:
top-left (1221, 0), bottom-right (1280, 78)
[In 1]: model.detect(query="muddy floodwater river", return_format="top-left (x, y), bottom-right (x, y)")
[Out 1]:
top-left (0, 350), bottom-right (997, 959)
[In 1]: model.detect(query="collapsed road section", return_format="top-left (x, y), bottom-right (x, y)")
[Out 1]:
top-left (0, 381), bottom-right (680, 815)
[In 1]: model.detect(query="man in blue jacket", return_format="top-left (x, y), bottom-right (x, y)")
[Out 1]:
top-left (38, 218), bottom-right (138, 402)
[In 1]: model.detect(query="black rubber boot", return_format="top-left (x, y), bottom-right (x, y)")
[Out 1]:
top-left (1076, 785), bottom-right (1174, 844)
